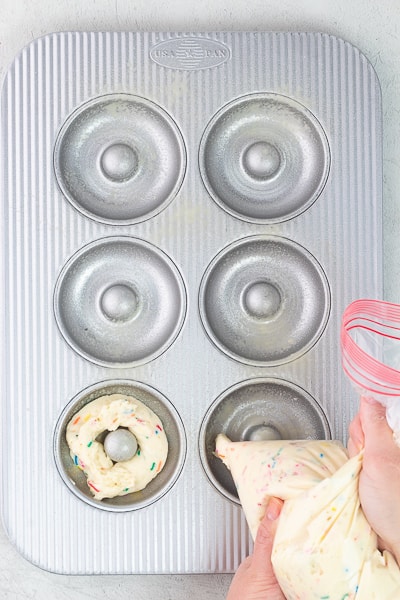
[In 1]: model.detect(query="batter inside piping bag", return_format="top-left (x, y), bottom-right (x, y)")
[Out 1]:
top-left (215, 433), bottom-right (400, 599)
top-left (215, 300), bottom-right (400, 598)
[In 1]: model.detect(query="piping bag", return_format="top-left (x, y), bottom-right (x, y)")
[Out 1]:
top-left (215, 299), bottom-right (400, 599)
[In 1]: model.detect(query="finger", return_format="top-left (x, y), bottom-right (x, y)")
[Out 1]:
top-left (348, 436), bottom-right (360, 458)
top-left (266, 497), bottom-right (284, 521)
top-left (359, 396), bottom-right (393, 447)
top-left (348, 412), bottom-right (364, 456)
top-left (251, 498), bottom-right (283, 573)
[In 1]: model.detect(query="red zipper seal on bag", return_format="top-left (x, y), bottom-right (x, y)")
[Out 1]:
top-left (341, 299), bottom-right (400, 399)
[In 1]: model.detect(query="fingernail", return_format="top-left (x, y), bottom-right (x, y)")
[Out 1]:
top-left (266, 498), bottom-right (282, 521)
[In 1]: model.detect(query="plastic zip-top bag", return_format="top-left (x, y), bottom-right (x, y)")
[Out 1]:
top-left (215, 299), bottom-right (400, 599)
top-left (342, 298), bottom-right (400, 442)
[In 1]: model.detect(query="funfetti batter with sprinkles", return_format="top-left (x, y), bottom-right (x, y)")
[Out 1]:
top-left (67, 394), bottom-right (168, 500)
top-left (215, 434), bottom-right (400, 599)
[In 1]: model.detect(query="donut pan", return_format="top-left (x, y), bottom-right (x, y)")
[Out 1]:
top-left (0, 32), bottom-right (382, 574)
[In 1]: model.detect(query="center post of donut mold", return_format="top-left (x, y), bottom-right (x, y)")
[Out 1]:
top-left (242, 141), bottom-right (281, 180)
top-left (100, 284), bottom-right (139, 322)
top-left (244, 423), bottom-right (282, 441)
top-left (100, 143), bottom-right (139, 182)
top-left (242, 280), bottom-right (282, 320)
top-left (103, 428), bottom-right (138, 462)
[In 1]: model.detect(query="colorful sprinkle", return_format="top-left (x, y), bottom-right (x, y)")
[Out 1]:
top-left (72, 416), bottom-right (81, 425)
top-left (87, 441), bottom-right (93, 448)
top-left (156, 460), bottom-right (163, 473)
top-left (123, 488), bottom-right (129, 492)
top-left (74, 455), bottom-right (79, 465)
top-left (156, 424), bottom-right (163, 431)
top-left (83, 414), bottom-right (91, 423)
top-left (88, 481), bottom-right (100, 493)
top-left (150, 462), bottom-right (156, 471)
top-left (137, 449), bottom-right (141, 456)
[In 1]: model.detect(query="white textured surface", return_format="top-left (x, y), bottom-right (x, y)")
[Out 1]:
top-left (0, 0), bottom-right (399, 598)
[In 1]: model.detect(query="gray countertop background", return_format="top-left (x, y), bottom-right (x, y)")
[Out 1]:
top-left (1, 0), bottom-right (400, 598)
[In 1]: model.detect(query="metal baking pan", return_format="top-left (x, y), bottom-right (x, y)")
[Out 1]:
top-left (0, 31), bottom-right (382, 574)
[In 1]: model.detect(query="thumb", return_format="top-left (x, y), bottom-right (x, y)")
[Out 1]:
top-left (251, 498), bottom-right (283, 572)
top-left (360, 396), bottom-right (392, 445)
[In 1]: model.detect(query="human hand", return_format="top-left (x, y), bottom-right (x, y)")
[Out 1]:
top-left (226, 497), bottom-right (285, 600)
top-left (348, 396), bottom-right (400, 563)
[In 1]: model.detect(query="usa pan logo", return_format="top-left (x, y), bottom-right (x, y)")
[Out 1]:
top-left (150, 37), bottom-right (231, 70)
